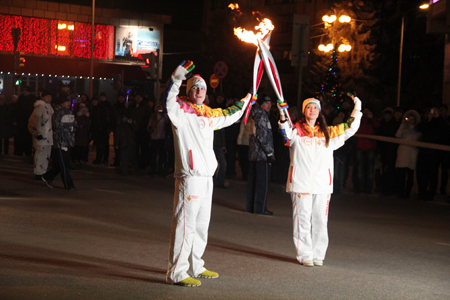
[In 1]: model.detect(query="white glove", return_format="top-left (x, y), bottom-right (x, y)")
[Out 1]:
top-left (171, 60), bottom-right (194, 82)
top-left (277, 103), bottom-right (284, 116)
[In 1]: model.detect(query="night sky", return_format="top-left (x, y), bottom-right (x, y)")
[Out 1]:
top-left (45, 0), bottom-right (204, 30)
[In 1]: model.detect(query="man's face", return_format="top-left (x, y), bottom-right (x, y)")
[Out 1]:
top-left (261, 101), bottom-right (271, 112)
top-left (189, 86), bottom-right (206, 105)
top-left (100, 96), bottom-right (106, 102)
top-left (135, 95), bottom-right (142, 103)
top-left (61, 101), bottom-right (71, 109)
top-left (118, 96), bottom-right (125, 103)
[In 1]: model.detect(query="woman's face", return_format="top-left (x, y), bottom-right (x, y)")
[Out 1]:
top-left (304, 104), bottom-right (320, 121)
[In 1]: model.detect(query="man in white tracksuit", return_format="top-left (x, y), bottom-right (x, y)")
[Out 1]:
top-left (164, 60), bottom-right (251, 287)
top-left (278, 95), bottom-right (362, 267)
top-left (28, 90), bottom-right (53, 180)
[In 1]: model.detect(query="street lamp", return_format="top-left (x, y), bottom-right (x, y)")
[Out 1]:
top-left (318, 13), bottom-right (352, 53)
top-left (397, 4), bottom-right (429, 107)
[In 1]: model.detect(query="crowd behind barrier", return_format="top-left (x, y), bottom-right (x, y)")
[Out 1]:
top-left (1, 88), bottom-right (450, 203)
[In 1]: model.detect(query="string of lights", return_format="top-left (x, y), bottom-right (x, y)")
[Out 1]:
top-left (0, 13), bottom-right (114, 59)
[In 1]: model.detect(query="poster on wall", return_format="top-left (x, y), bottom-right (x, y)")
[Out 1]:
top-left (115, 27), bottom-right (160, 59)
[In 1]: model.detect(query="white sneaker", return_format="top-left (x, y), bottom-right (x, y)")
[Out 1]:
top-left (301, 260), bottom-right (314, 267)
top-left (313, 259), bottom-right (323, 266)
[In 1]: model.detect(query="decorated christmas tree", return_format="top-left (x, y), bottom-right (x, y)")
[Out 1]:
top-left (316, 49), bottom-right (345, 107)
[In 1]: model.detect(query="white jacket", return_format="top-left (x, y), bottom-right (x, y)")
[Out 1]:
top-left (395, 123), bottom-right (421, 170)
top-left (165, 75), bottom-right (250, 178)
top-left (28, 100), bottom-right (54, 146)
top-left (279, 98), bottom-right (362, 194)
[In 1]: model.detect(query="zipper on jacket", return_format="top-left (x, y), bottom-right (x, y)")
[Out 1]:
top-left (189, 150), bottom-right (193, 170)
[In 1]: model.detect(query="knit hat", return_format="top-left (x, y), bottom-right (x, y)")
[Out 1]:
top-left (302, 98), bottom-right (321, 113)
top-left (258, 94), bottom-right (272, 106)
top-left (58, 94), bottom-right (72, 105)
top-left (186, 75), bottom-right (207, 93)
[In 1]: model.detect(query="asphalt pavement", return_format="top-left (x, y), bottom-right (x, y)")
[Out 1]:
top-left (0, 153), bottom-right (449, 300)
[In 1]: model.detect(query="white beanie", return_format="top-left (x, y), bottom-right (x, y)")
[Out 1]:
top-left (186, 75), bottom-right (207, 93)
top-left (302, 98), bottom-right (321, 113)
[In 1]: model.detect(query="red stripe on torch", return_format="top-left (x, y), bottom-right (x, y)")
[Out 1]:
top-left (268, 59), bottom-right (281, 95)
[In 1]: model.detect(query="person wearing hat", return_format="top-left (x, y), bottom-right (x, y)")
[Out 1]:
top-left (42, 94), bottom-right (77, 191)
top-left (394, 110), bottom-right (421, 199)
top-left (164, 61), bottom-right (251, 287)
top-left (246, 94), bottom-right (275, 215)
top-left (28, 90), bottom-right (54, 180)
top-left (278, 95), bottom-right (362, 267)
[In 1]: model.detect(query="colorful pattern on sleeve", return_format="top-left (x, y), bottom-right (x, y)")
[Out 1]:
top-left (292, 117), bottom-right (356, 139)
top-left (327, 117), bottom-right (355, 138)
top-left (176, 96), bottom-right (245, 118)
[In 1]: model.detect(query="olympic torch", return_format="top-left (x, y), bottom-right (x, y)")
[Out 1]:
top-left (230, 4), bottom-right (293, 126)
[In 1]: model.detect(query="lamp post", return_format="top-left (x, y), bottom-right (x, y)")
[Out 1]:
top-left (397, 4), bottom-right (429, 107)
top-left (89, 0), bottom-right (95, 99)
top-left (318, 13), bottom-right (352, 54)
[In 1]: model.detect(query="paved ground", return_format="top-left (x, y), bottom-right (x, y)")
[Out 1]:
top-left (0, 153), bottom-right (449, 300)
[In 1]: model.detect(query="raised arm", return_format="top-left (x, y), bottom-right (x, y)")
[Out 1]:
top-left (163, 60), bottom-right (195, 128)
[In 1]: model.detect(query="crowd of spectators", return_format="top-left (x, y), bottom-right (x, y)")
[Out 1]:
top-left (1, 88), bottom-right (450, 203)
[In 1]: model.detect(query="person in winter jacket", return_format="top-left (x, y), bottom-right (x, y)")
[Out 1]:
top-left (73, 103), bottom-right (91, 165)
top-left (395, 110), bottom-right (421, 199)
top-left (246, 95), bottom-right (275, 215)
top-left (278, 95), bottom-right (362, 267)
top-left (237, 115), bottom-right (252, 180)
top-left (163, 61), bottom-right (251, 287)
top-left (354, 107), bottom-right (379, 194)
top-left (42, 94), bottom-right (77, 191)
top-left (148, 104), bottom-right (169, 176)
top-left (0, 94), bottom-right (13, 155)
top-left (115, 105), bottom-right (139, 176)
top-left (28, 90), bottom-right (54, 180)
top-left (416, 107), bottom-right (446, 201)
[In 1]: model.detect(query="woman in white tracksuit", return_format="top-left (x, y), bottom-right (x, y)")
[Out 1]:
top-left (164, 61), bottom-right (251, 287)
top-left (278, 95), bottom-right (362, 267)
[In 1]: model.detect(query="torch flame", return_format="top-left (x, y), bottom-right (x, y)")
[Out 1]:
top-left (233, 18), bottom-right (274, 46)
top-left (229, 3), bottom-right (274, 46)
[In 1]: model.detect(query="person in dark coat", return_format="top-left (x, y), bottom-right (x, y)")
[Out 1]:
top-left (42, 94), bottom-right (78, 190)
top-left (12, 86), bottom-right (35, 156)
top-left (416, 107), bottom-right (447, 201)
top-left (90, 93), bottom-right (111, 165)
top-left (246, 95), bottom-right (275, 215)
top-left (73, 103), bottom-right (91, 165)
top-left (377, 107), bottom-right (402, 195)
top-left (115, 105), bottom-right (139, 175)
top-left (110, 93), bottom-right (127, 167)
top-left (0, 95), bottom-right (12, 155)
top-left (129, 94), bottom-right (151, 169)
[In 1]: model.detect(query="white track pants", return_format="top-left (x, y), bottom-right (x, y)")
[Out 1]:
top-left (166, 176), bottom-right (213, 283)
top-left (291, 193), bottom-right (330, 263)
top-left (34, 145), bottom-right (52, 175)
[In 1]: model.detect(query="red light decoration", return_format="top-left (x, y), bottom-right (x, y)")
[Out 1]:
top-left (0, 14), bottom-right (113, 59)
